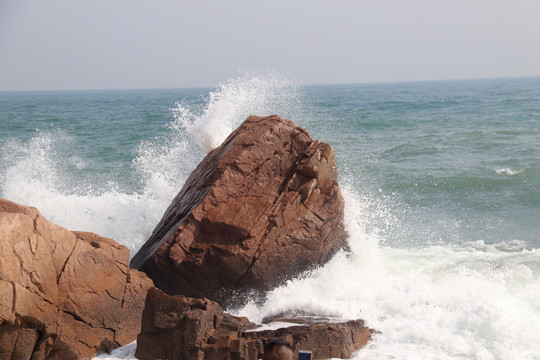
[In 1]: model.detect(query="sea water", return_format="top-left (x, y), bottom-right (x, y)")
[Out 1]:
top-left (1, 73), bottom-right (539, 359)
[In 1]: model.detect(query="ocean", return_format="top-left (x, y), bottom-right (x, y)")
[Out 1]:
top-left (1, 73), bottom-right (539, 359)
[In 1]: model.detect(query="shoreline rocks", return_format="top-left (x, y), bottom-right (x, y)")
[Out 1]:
top-left (131, 115), bottom-right (348, 305)
top-left (1, 115), bottom-right (375, 359)
top-left (136, 288), bottom-right (374, 360)
top-left (0, 198), bottom-right (153, 360)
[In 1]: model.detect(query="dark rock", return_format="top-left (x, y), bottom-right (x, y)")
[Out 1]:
top-left (136, 288), bottom-right (373, 360)
top-left (0, 198), bottom-right (154, 360)
top-left (131, 115), bottom-right (347, 305)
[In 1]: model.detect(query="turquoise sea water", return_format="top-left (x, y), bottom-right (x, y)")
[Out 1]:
top-left (1, 74), bottom-right (539, 359)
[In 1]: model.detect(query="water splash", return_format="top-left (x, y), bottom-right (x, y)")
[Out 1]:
top-left (233, 184), bottom-right (540, 359)
top-left (171, 71), bottom-right (304, 152)
top-left (0, 71), bottom-right (305, 255)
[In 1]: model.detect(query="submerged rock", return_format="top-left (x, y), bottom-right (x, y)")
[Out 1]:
top-left (0, 198), bottom-right (153, 360)
top-left (131, 115), bottom-right (347, 304)
top-left (136, 288), bottom-right (373, 360)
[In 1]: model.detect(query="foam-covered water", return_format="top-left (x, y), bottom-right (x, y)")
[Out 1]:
top-left (235, 189), bottom-right (540, 359)
top-left (1, 74), bottom-right (539, 359)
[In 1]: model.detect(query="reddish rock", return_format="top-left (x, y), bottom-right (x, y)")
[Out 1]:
top-left (0, 198), bottom-right (154, 360)
top-left (247, 321), bottom-right (373, 359)
top-left (131, 115), bottom-right (347, 304)
top-left (136, 288), bottom-right (373, 360)
top-left (135, 287), bottom-right (258, 360)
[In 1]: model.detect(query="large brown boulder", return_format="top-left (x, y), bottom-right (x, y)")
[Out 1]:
top-left (131, 115), bottom-right (347, 304)
top-left (136, 288), bottom-right (373, 360)
top-left (0, 198), bottom-right (154, 360)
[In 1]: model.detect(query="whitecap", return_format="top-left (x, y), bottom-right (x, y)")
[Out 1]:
top-left (494, 168), bottom-right (522, 176)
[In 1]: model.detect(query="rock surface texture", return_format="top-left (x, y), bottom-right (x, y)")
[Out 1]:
top-left (131, 115), bottom-right (347, 304)
top-left (136, 288), bottom-right (373, 360)
top-left (0, 198), bottom-right (154, 360)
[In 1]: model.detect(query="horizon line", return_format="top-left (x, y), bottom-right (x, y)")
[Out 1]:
top-left (1, 74), bottom-right (539, 93)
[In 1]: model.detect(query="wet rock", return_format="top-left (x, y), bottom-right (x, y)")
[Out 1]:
top-left (246, 320), bottom-right (373, 360)
top-left (135, 287), bottom-right (258, 360)
top-left (136, 288), bottom-right (373, 360)
top-left (0, 198), bottom-right (154, 360)
top-left (131, 115), bottom-right (347, 305)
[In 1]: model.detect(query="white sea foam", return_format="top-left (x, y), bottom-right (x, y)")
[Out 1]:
top-left (494, 167), bottom-right (523, 176)
top-left (94, 342), bottom-right (137, 359)
top-left (0, 130), bottom-right (168, 253)
top-left (233, 187), bottom-right (540, 360)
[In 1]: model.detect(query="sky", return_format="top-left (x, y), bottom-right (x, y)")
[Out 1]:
top-left (1, 0), bottom-right (540, 91)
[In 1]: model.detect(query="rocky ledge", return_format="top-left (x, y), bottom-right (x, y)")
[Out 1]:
top-left (135, 288), bottom-right (374, 360)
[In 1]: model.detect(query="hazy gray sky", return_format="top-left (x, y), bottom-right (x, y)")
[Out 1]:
top-left (1, 0), bottom-right (539, 90)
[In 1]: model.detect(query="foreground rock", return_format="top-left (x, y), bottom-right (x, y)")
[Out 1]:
top-left (136, 288), bottom-right (373, 360)
top-left (0, 198), bottom-right (154, 360)
top-left (131, 115), bottom-right (347, 304)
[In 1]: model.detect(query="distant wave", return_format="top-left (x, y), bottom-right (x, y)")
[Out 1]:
top-left (494, 167), bottom-right (523, 176)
